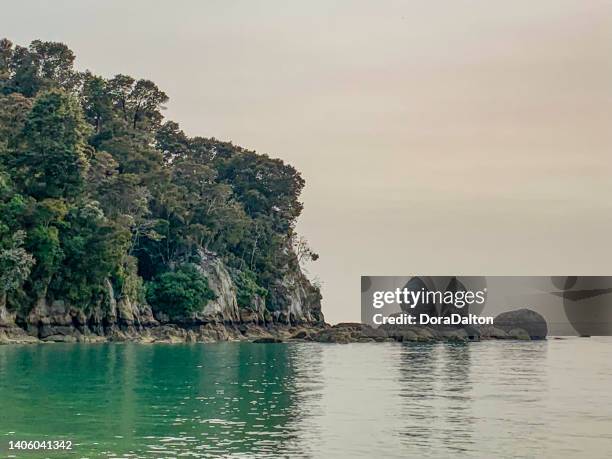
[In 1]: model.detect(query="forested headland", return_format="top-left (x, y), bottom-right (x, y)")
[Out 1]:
top-left (0, 39), bottom-right (323, 342)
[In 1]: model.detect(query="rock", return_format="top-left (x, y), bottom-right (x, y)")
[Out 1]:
top-left (267, 261), bottom-right (324, 324)
top-left (240, 324), bottom-right (272, 340)
top-left (0, 300), bottom-right (16, 327)
top-left (507, 328), bottom-right (531, 340)
top-left (439, 328), bottom-right (469, 341)
top-left (394, 330), bottom-right (419, 342)
top-left (145, 325), bottom-right (189, 343)
top-left (195, 250), bottom-right (240, 323)
top-left (415, 327), bottom-right (437, 341)
top-left (478, 325), bottom-right (509, 339)
top-left (253, 337), bottom-right (283, 343)
top-left (39, 325), bottom-right (76, 339)
top-left (312, 329), bottom-right (349, 343)
top-left (239, 309), bottom-right (260, 324)
top-left (105, 279), bottom-right (118, 321)
top-left (117, 298), bottom-right (135, 324)
top-left (290, 329), bottom-right (311, 340)
top-left (311, 323), bottom-right (384, 343)
top-left (333, 323), bottom-right (386, 338)
top-left (41, 334), bottom-right (77, 343)
top-left (494, 308), bottom-right (548, 339)
top-left (462, 326), bottom-right (481, 340)
top-left (358, 337), bottom-right (376, 343)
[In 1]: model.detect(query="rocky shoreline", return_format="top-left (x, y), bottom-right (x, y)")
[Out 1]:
top-left (0, 308), bottom-right (548, 344)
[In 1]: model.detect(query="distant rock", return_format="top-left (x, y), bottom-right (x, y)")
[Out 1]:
top-left (506, 328), bottom-right (531, 340)
top-left (477, 325), bottom-right (509, 339)
top-left (493, 308), bottom-right (548, 339)
top-left (290, 329), bottom-right (312, 340)
top-left (253, 337), bottom-right (283, 343)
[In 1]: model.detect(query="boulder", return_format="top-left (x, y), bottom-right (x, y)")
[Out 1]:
top-left (290, 329), bottom-right (312, 340)
top-left (494, 308), bottom-right (548, 339)
top-left (507, 328), bottom-right (531, 340)
top-left (478, 325), bottom-right (509, 339)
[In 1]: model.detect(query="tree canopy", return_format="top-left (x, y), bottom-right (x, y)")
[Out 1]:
top-left (0, 38), bottom-right (317, 317)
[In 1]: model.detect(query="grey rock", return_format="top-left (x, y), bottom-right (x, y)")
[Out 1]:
top-left (507, 328), bottom-right (531, 340)
top-left (494, 308), bottom-right (548, 339)
top-left (253, 337), bottom-right (283, 343)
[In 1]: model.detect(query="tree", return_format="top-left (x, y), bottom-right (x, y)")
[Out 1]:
top-left (217, 151), bottom-right (305, 230)
top-left (49, 202), bottom-right (130, 305)
top-left (0, 38), bottom-right (321, 320)
top-left (107, 74), bottom-right (168, 131)
top-left (10, 89), bottom-right (91, 199)
top-left (0, 171), bottom-right (34, 307)
top-left (0, 231), bottom-right (35, 303)
top-left (0, 93), bottom-right (32, 157)
top-left (80, 71), bottom-right (114, 133)
top-left (145, 264), bottom-right (216, 317)
top-left (1, 39), bottom-right (76, 96)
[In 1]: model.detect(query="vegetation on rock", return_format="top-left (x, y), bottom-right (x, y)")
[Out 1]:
top-left (0, 38), bottom-right (320, 320)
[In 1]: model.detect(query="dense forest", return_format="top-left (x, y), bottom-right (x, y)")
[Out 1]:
top-left (0, 39), bottom-right (321, 325)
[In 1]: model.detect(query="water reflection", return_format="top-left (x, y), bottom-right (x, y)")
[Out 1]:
top-left (0, 343), bottom-right (319, 458)
top-left (396, 343), bottom-right (475, 455)
top-left (1, 340), bottom-right (612, 458)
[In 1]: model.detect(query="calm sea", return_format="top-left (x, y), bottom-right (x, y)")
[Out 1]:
top-left (1, 339), bottom-right (611, 458)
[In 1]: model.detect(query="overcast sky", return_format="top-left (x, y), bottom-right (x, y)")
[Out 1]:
top-left (3, 0), bottom-right (611, 323)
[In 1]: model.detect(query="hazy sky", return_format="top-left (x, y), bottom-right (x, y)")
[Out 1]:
top-left (3, 0), bottom-right (611, 323)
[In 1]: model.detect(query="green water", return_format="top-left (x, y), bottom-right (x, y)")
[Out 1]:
top-left (1, 339), bottom-right (612, 458)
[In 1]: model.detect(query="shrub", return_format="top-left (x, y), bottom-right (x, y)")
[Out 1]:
top-left (232, 268), bottom-right (267, 309)
top-left (146, 264), bottom-right (216, 317)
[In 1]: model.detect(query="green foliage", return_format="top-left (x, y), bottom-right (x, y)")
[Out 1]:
top-left (1, 39), bottom-right (76, 97)
top-left (146, 264), bottom-right (216, 317)
top-left (25, 224), bottom-right (63, 296)
top-left (112, 255), bottom-right (145, 304)
top-left (0, 37), bottom-right (320, 315)
top-left (10, 89), bottom-right (91, 199)
top-left (0, 231), bottom-right (35, 295)
top-left (48, 202), bottom-right (130, 305)
top-left (0, 93), bottom-right (32, 154)
top-left (232, 269), bottom-right (267, 309)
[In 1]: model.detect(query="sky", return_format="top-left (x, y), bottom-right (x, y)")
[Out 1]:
top-left (2, 0), bottom-right (611, 323)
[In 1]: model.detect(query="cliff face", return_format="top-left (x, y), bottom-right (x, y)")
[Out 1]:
top-left (0, 252), bottom-right (323, 344)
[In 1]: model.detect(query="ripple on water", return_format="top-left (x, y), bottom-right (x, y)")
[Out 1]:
top-left (0, 340), bottom-right (611, 458)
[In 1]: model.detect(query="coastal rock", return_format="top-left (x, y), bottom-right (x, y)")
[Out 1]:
top-left (378, 323), bottom-right (440, 342)
top-left (494, 309), bottom-right (548, 339)
top-left (438, 328), bottom-right (470, 342)
top-left (195, 250), bottom-right (240, 323)
top-left (506, 328), bottom-right (531, 340)
top-left (0, 299), bottom-right (16, 327)
top-left (478, 325), bottom-right (509, 339)
top-left (0, 327), bottom-right (39, 344)
top-left (253, 337), bottom-right (283, 343)
top-left (312, 323), bottom-right (385, 344)
top-left (290, 329), bottom-right (313, 340)
top-left (41, 334), bottom-right (78, 343)
top-left (268, 265), bottom-right (324, 325)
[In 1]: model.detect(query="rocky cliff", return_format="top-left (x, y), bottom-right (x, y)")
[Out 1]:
top-left (0, 252), bottom-right (324, 344)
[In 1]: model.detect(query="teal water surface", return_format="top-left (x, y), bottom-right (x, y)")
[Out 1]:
top-left (1, 339), bottom-right (612, 458)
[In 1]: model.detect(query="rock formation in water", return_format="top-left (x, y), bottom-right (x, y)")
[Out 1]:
top-left (0, 38), bottom-right (323, 343)
top-left (0, 250), bottom-right (323, 344)
top-left (490, 308), bottom-right (548, 340)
